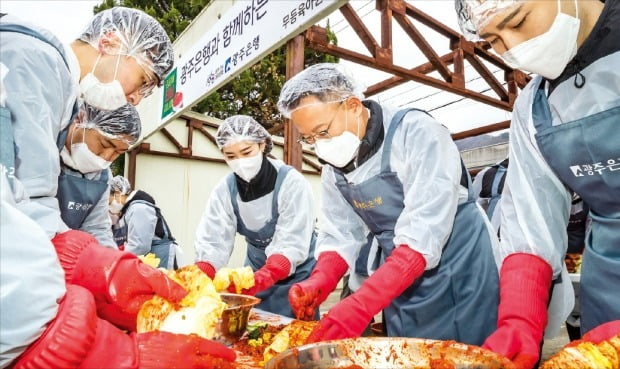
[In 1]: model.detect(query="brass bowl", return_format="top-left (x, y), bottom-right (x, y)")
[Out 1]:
top-left (215, 293), bottom-right (260, 344)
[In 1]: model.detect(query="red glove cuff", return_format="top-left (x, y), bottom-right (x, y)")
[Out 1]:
top-left (264, 254), bottom-right (291, 281)
top-left (498, 253), bottom-right (553, 329)
top-left (52, 230), bottom-right (100, 284)
top-left (196, 261), bottom-right (216, 279)
top-left (355, 245), bottom-right (426, 312)
top-left (12, 285), bottom-right (118, 369)
top-left (581, 320), bottom-right (620, 344)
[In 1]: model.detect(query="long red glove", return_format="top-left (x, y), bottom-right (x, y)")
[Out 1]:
top-left (52, 230), bottom-right (187, 331)
top-left (196, 261), bottom-right (217, 279)
top-left (567, 320), bottom-right (620, 347)
top-left (482, 253), bottom-right (553, 369)
top-left (239, 254), bottom-right (291, 296)
top-left (12, 285), bottom-right (236, 369)
top-left (307, 245), bottom-right (426, 342)
top-left (288, 251), bottom-right (349, 320)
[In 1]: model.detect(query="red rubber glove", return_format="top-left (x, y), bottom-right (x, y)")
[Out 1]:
top-left (13, 285), bottom-right (236, 369)
top-left (568, 320), bottom-right (620, 347)
top-left (239, 254), bottom-right (291, 296)
top-left (196, 261), bottom-right (216, 279)
top-left (482, 253), bottom-right (552, 369)
top-left (52, 230), bottom-right (187, 331)
top-left (307, 245), bottom-right (426, 342)
top-left (288, 251), bottom-right (349, 320)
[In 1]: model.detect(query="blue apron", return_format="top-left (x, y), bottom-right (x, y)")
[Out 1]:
top-left (227, 165), bottom-right (317, 318)
top-left (55, 128), bottom-right (109, 230)
top-left (486, 165), bottom-right (507, 219)
top-left (333, 108), bottom-right (499, 345)
top-left (112, 200), bottom-right (177, 269)
top-left (0, 22), bottom-right (78, 190)
top-left (532, 80), bottom-right (620, 333)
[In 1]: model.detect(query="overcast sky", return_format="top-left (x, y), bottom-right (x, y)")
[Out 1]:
top-left (0, 0), bottom-right (511, 133)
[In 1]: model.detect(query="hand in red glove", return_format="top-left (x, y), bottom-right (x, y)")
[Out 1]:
top-left (306, 245), bottom-right (426, 342)
top-left (482, 253), bottom-right (553, 369)
top-left (238, 254), bottom-right (291, 296)
top-left (196, 261), bottom-right (216, 279)
top-left (288, 251), bottom-right (349, 321)
top-left (52, 230), bottom-right (187, 331)
top-left (13, 285), bottom-right (236, 369)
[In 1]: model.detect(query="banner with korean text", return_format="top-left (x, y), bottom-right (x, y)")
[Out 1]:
top-left (161, 0), bottom-right (344, 122)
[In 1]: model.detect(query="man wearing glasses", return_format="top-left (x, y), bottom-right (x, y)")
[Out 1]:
top-left (279, 63), bottom-right (501, 345)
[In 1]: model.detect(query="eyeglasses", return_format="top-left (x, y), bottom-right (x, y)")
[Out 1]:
top-left (136, 63), bottom-right (157, 98)
top-left (296, 102), bottom-right (343, 145)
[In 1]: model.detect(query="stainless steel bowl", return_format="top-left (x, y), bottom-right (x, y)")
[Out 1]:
top-left (265, 337), bottom-right (516, 369)
top-left (215, 293), bottom-right (260, 344)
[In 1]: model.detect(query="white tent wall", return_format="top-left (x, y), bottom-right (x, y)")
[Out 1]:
top-left (128, 115), bottom-right (323, 268)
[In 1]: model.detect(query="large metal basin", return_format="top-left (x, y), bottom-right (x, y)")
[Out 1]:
top-left (265, 337), bottom-right (516, 369)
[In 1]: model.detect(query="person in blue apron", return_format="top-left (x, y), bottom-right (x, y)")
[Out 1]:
top-left (1, 7), bottom-right (174, 239)
top-left (109, 175), bottom-right (178, 269)
top-left (472, 158), bottom-right (508, 236)
top-left (455, 0), bottom-right (619, 367)
top-left (57, 102), bottom-right (141, 247)
top-left (194, 115), bottom-right (317, 318)
top-left (1, 9), bottom-right (234, 368)
top-left (277, 63), bottom-right (500, 345)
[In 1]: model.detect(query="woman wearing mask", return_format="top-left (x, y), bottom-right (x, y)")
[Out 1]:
top-left (455, 0), bottom-right (620, 367)
top-left (278, 63), bottom-right (500, 345)
top-left (57, 102), bottom-right (140, 247)
top-left (109, 175), bottom-right (178, 269)
top-left (194, 115), bottom-right (317, 318)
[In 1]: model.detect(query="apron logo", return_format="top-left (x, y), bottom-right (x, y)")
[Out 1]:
top-left (353, 196), bottom-right (383, 210)
top-left (570, 158), bottom-right (620, 177)
top-left (67, 201), bottom-right (94, 211)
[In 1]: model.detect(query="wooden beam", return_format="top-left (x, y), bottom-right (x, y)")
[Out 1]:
top-left (451, 120), bottom-right (510, 140)
top-left (193, 124), bottom-right (218, 145)
top-left (340, 3), bottom-right (380, 58)
top-left (127, 148), bottom-right (137, 189)
top-left (392, 11), bottom-right (452, 82)
top-left (364, 52), bottom-right (454, 96)
top-left (403, 1), bottom-right (460, 40)
top-left (160, 127), bottom-right (184, 152)
top-left (464, 53), bottom-right (508, 101)
top-left (306, 36), bottom-right (512, 111)
top-left (302, 156), bottom-right (322, 172)
top-left (139, 146), bottom-right (226, 164)
top-left (284, 35), bottom-right (304, 170)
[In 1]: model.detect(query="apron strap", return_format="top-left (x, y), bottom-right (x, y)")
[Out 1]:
top-left (381, 108), bottom-right (421, 173)
top-left (532, 77), bottom-right (553, 132)
top-left (486, 165), bottom-right (507, 216)
top-left (130, 199), bottom-right (175, 241)
top-left (270, 165), bottom-right (292, 220)
top-left (227, 163), bottom-right (292, 232)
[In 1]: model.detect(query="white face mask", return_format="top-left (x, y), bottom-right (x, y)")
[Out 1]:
top-left (228, 153), bottom-right (263, 182)
top-left (109, 199), bottom-right (124, 214)
top-left (80, 54), bottom-right (127, 110)
top-left (61, 128), bottom-right (112, 173)
top-left (314, 111), bottom-right (361, 168)
top-left (501, 0), bottom-right (580, 80)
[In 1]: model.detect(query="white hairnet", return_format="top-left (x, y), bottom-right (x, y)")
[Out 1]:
top-left (79, 7), bottom-right (174, 84)
top-left (216, 115), bottom-right (273, 154)
top-left (277, 63), bottom-right (365, 118)
top-left (75, 102), bottom-right (141, 145)
top-left (110, 175), bottom-right (131, 195)
top-left (455, 0), bottom-right (520, 41)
